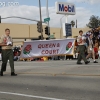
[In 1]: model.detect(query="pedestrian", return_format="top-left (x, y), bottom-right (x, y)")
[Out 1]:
top-left (0, 28), bottom-right (17, 76)
top-left (86, 33), bottom-right (98, 63)
top-left (94, 39), bottom-right (99, 59)
top-left (77, 30), bottom-right (90, 64)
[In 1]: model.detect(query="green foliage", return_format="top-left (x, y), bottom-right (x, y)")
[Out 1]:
top-left (70, 20), bottom-right (75, 27)
top-left (86, 15), bottom-right (100, 28)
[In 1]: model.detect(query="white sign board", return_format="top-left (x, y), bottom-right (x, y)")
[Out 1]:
top-left (55, 2), bottom-right (76, 15)
top-left (20, 39), bottom-right (75, 58)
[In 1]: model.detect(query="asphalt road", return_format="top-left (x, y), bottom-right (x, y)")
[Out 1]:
top-left (0, 60), bottom-right (100, 100)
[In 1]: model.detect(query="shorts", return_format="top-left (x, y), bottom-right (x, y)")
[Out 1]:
top-left (88, 47), bottom-right (94, 54)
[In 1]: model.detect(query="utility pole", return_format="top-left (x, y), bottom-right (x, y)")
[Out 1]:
top-left (0, 16), bottom-right (1, 23)
top-left (39, 0), bottom-right (43, 40)
top-left (76, 19), bottom-right (77, 28)
top-left (46, 0), bottom-right (50, 38)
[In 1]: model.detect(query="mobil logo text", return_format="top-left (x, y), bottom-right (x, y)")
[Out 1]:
top-left (59, 4), bottom-right (75, 13)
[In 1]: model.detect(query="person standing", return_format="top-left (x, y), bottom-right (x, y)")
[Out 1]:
top-left (0, 28), bottom-right (17, 76)
top-left (77, 30), bottom-right (89, 64)
top-left (94, 39), bottom-right (99, 59)
top-left (86, 33), bottom-right (98, 63)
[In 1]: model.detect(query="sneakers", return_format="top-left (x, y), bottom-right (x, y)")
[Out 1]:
top-left (93, 61), bottom-right (98, 63)
top-left (0, 71), bottom-right (17, 76)
top-left (77, 61), bottom-right (90, 65)
top-left (85, 61), bottom-right (90, 64)
top-left (77, 62), bottom-right (82, 64)
top-left (11, 72), bottom-right (17, 76)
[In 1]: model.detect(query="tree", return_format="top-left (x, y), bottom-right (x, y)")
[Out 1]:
top-left (86, 15), bottom-right (100, 28)
top-left (70, 20), bottom-right (75, 27)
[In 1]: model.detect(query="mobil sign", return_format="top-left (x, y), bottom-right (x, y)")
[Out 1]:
top-left (55, 2), bottom-right (76, 15)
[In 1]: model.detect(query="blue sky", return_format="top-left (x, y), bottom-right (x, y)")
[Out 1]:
top-left (0, 0), bottom-right (100, 28)
top-left (18, 0), bottom-right (67, 6)
top-left (14, 0), bottom-right (100, 16)
top-left (0, 0), bottom-right (100, 16)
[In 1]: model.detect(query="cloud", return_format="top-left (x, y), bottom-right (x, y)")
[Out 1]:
top-left (67, 7), bottom-right (93, 27)
top-left (67, 0), bottom-right (100, 5)
top-left (0, 5), bottom-right (93, 28)
top-left (0, 0), bottom-right (16, 2)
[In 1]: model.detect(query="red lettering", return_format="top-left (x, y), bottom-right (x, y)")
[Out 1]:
top-left (56, 49), bottom-right (59, 54)
top-left (41, 50), bottom-right (45, 54)
top-left (38, 44), bottom-right (41, 49)
top-left (49, 50), bottom-right (52, 54)
top-left (64, 6), bottom-right (68, 12)
top-left (53, 50), bottom-right (56, 54)
top-left (52, 43), bottom-right (56, 48)
top-left (45, 50), bottom-right (48, 54)
top-left (41, 49), bottom-right (59, 55)
top-left (57, 43), bottom-right (60, 47)
top-left (42, 44), bottom-right (45, 48)
top-left (46, 44), bottom-right (49, 48)
top-left (49, 43), bottom-right (52, 48)
top-left (39, 43), bottom-right (59, 49)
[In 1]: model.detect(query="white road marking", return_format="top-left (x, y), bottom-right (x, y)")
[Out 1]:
top-left (0, 91), bottom-right (65, 100)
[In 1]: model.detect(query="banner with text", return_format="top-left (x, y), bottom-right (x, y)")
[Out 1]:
top-left (20, 39), bottom-right (75, 58)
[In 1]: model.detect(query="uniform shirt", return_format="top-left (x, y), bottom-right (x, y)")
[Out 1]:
top-left (0, 34), bottom-right (13, 50)
top-left (77, 35), bottom-right (84, 45)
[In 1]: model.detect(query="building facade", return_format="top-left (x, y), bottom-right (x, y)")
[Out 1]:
top-left (0, 23), bottom-right (90, 46)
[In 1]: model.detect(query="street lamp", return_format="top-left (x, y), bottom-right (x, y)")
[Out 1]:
top-left (60, 15), bottom-right (65, 39)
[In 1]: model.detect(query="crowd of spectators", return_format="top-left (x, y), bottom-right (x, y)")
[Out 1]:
top-left (74, 27), bottom-right (100, 59)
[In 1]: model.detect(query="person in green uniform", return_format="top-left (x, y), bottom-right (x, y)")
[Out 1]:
top-left (0, 28), bottom-right (17, 76)
top-left (77, 30), bottom-right (90, 64)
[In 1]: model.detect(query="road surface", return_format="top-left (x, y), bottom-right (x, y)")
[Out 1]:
top-left (0, 60), bottom-right (100, 100)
